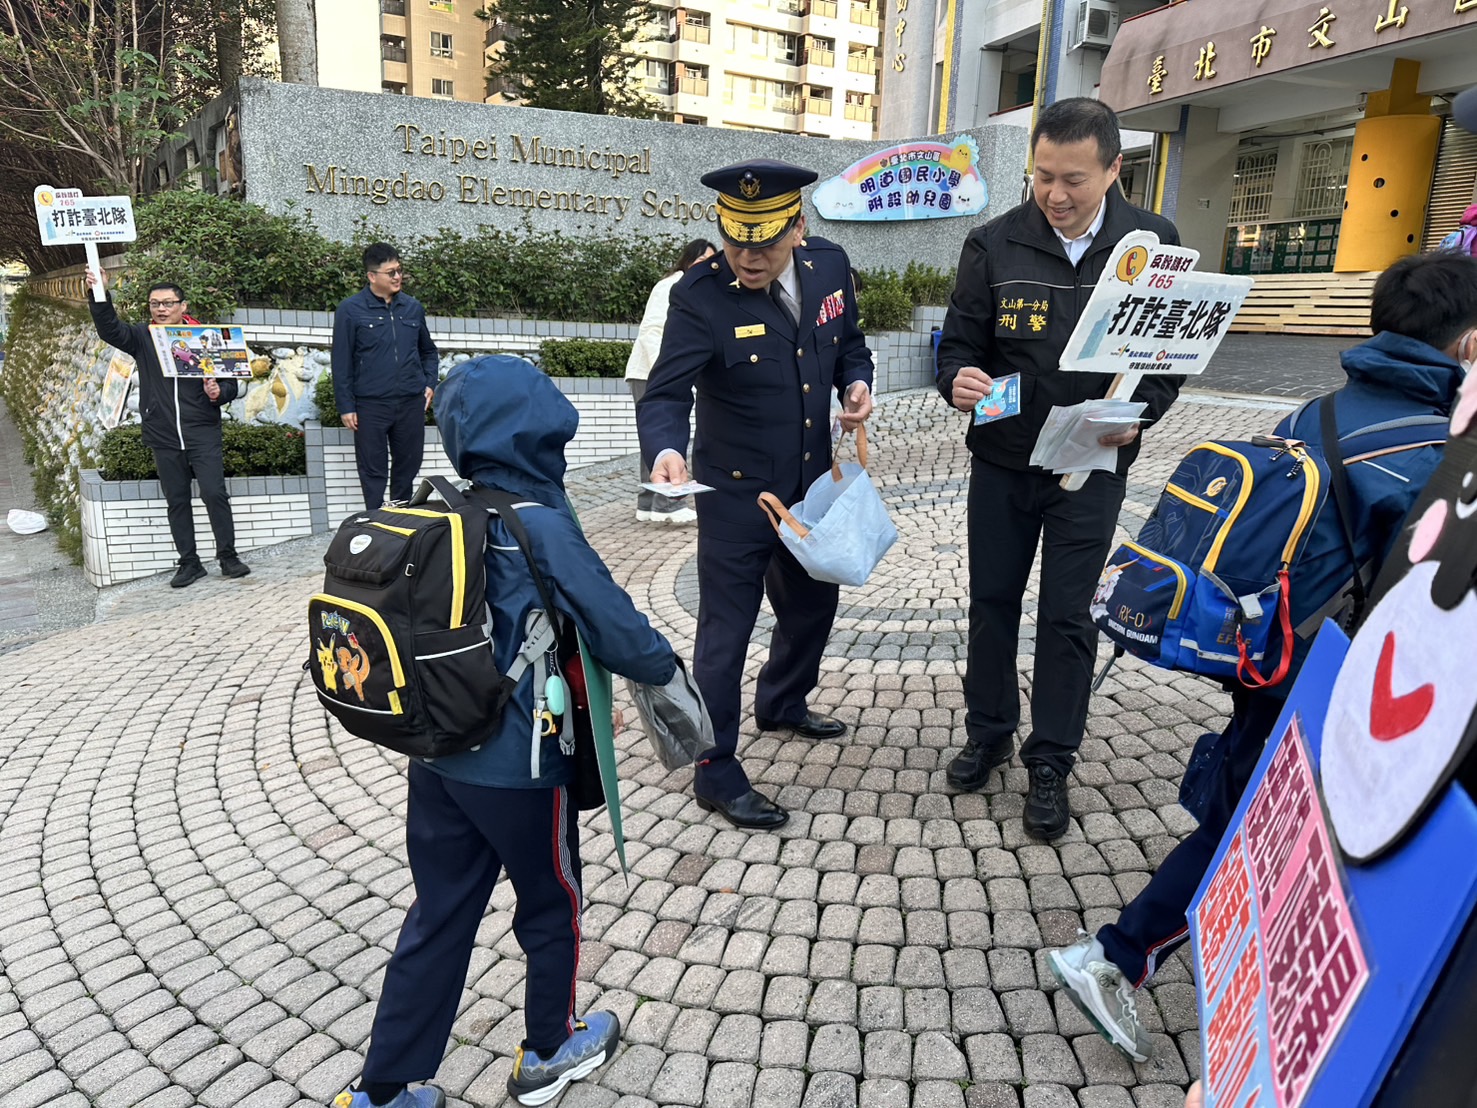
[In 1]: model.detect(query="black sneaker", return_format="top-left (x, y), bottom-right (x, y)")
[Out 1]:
top-left (220, 554), bottom-right (251, 578)
top-left (170, 561), bottom-right (207, 588)
top-left (945, 735), bottom-right (1014, 790)
top-left (1023, 763), bottom-right (1071, 840)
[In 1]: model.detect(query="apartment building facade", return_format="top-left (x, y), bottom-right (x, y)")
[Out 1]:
top-left (630, 0), bottom-right (881, 138)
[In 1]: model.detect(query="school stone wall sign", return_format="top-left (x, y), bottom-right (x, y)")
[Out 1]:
top-left (234, 78), bottom-right (1028, 265)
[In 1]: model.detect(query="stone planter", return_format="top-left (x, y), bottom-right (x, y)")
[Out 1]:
top-left (79, 469), bottom-right (315, 588)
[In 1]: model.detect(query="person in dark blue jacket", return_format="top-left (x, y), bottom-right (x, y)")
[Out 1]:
top-left (331, 243), bottom-right (440, 509)
top-left (637, 159), bottom-right (874, 831)
top-left (1047, 251), bottom-right (1477, 1064)
top-left (337, 355), bottom-right (679, 1108)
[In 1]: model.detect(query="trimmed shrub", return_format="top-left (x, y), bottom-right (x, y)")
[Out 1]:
top-left (98, 423), bottom-right (307, 481)
top-left (900, 261), bottom-right (955, 306)
top-left (538, 338), bottom-right (633, 379)
top-left (857, 272), bottom-right (915, 332)
top-left (313, 372), bottom-right (341, 427)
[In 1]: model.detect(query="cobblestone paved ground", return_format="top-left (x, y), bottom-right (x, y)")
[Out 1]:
top-left (0, 387), bottom-right (1300, 1108)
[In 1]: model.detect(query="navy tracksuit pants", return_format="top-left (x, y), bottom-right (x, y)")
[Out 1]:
top-left (1097, 690), bottom-right (1287, 985)
top-left (362, 765), bottom-right (582, 1083)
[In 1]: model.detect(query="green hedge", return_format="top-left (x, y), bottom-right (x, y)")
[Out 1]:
top-left (311, 371), bottom-right (437, 426)
top-left (98, 423), bottom-right (307, 481)
top-left (537, 339), bottom-right (633, 379)
top-left (116, 192), bottom-right (686, 324)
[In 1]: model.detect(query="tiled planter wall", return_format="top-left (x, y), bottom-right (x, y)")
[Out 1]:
top-left (79, 471), bottom-right (314, 587)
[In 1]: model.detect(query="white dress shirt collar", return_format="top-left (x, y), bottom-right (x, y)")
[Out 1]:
top-left (1054, 198), bottom-right (1108, 266)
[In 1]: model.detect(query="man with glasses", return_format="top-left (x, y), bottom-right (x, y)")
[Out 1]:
top-left (332, 243), bottom-right (440, 509)
top-left (86, 270), bottom-right (250, 587)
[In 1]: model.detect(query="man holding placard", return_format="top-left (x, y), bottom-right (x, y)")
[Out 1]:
top-left (86, 270), bottom-right (249, 586)
top-left (935, 98), bottom-right (1182, 841)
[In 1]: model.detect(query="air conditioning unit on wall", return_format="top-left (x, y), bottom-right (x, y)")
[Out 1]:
top-left (1071, 0), bottom-right (1121, 50)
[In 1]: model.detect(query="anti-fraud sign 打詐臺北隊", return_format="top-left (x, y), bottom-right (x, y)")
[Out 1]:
top-left (33, 185), bottom-right (136, 245)
top-left (1060, 231), bottom-right (1253, 378)
top-left (812, 136), bottom-right (988, 222)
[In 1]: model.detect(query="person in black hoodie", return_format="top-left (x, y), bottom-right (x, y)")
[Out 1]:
top-left (87, 269), bottom-right (249, 587)
top-left (935, 97), bottom-right (1182, 840)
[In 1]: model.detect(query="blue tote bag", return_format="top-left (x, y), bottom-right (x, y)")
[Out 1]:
top-left (757, 425), bottom-right (897, 587)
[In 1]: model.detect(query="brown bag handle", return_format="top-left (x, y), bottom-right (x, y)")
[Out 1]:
top-left (830, 423), bottom-right (870, 480)
top-left (757, 491), bottom-right (810, 539)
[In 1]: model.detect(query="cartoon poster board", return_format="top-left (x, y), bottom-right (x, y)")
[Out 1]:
top-left (148, 324), bottom-right (253, 378)
top-left (813, 136), bottom-right (988, 222)
top-left (98, 352), bottom-right (136, 429)
top-left (32, 185), bottom-right (136, 302)
top-left (1319, 384), bottom-right (1477, 863)
top-left (1045, 231), bottom-right (1254, 484)
top-left (1190, 629), bottom-right (1477, 1108)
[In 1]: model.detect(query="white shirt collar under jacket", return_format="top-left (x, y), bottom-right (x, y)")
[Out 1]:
top-left (1054, 198), bottom-right (1107, 266)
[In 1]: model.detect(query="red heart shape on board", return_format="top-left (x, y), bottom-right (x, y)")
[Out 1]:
top-left (1369, 631), bottom-right (1435, 742)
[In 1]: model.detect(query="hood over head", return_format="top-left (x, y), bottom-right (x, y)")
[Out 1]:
top-left (434, 354), bottom-right (578, 503)
top-left (1341, 330), bottom-right (1465, 412)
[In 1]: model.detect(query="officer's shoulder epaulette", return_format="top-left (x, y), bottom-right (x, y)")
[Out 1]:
top-left (799, 236), bottom-right (845, 255)
top-left (679, 259), bottom-right (726, 288)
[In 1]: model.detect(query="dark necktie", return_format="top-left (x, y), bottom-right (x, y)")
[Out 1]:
top-left (769, 280), bottom-right (799, 326)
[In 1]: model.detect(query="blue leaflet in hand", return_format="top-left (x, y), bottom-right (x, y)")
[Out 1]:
top-left (973, 373), bottom-right (1021, 426)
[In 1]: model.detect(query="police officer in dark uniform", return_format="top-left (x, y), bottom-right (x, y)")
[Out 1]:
top-left (637, 160), bottom-right (875, 830)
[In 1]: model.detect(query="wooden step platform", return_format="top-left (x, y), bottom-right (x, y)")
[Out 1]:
top-left (1230, 271), bottom-right (1377, 337)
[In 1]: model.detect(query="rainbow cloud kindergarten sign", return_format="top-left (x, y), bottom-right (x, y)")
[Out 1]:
top-left (814, 136), bottom-right (988, 222)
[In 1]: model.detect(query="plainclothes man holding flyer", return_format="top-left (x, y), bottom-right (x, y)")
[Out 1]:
top-left (934, 97), bottom-right (1182, 840)
top-left (85, 269), bottom-right (249, 587)
top-left (332, 243), bottom-right (440, 510)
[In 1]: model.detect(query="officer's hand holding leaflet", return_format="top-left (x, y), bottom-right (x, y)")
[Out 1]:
top-left (951, 365), bottom-right (995, 412)
top-left (650, 450), bottom-right (690, 487)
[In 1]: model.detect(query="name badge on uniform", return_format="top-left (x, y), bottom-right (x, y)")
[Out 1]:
top-left (735, 324), bottom-right (766, 339)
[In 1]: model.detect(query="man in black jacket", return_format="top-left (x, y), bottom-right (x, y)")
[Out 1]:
top-left (87, 270), bottom-right (249, 588)
top-left (935, 98), bottom-right (1182, 840)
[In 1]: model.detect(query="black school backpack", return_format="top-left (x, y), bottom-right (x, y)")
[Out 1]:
top-left (305, 477), bottom-right (561, 758)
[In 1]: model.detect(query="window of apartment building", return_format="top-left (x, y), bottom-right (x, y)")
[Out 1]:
top-left (382, 35), bottom-right (407, 61)
top-left (1294, 137), bottom-right (1353, 219)
top-left (645, 59), bottom-right (673, 93)
top-left (808, 0), bottom-right (838, 17)
top-left (775, 0), bottom-right (803, 13)
top-left (680, 10), bottom-right (710, 43)
top-left (850, 1), bottom-right (878, 27)
top-left (380, 0), bottom-right (404, 14)
top-left (430, 31), bottom-right (453, 58)
top-left (677, 115), bottom-right (708, 125)
top-left (844, 89), bottom-right (873, 122)
top-left (1228, 149), bottom-right (1278, 223)
top-left (431, 77), bottom-right (454, 97)
top-left (846, 43), bottom-right (872, 72)
top-left (774, 31), bottom-right (799, 64)
top-left (382, 81), bottom-right (407, 94)
top-left (772, 80), bottom-right (798, 113)
top-left (804, 85), bottom-right (833, 115)
top-left (679, 63), bottom-right (709, 96)
top-left (807, 36), bottom-right (835, 66)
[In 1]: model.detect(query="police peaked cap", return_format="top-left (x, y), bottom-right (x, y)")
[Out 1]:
top-left (701, 160), bottom-right (818, 248)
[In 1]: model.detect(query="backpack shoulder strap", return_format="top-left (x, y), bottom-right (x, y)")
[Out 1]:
top-left (466, 486), bottom-right (572, 655)
top-left (1318, 393), bottom-right (1368, 624)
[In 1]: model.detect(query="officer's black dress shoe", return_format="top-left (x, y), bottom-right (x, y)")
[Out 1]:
top-left (696, 788), bottom-right (790, 830)
top-left (946, 735), bottom-right (1015, 790)
top-left (753, 711), bottom-right (847, 740)
top-left (1022, 763), bottom-right (1071, 841)
top-left (170, 561), bottom-right (207, 588)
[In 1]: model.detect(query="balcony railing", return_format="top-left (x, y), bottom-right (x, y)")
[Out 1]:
top-left (803, 97), bottom-right (833, 116)
top-left (380, 0), bottom-right (404, 14)
top-left (846, 52), bottom-right (873, 72)
top-left (381, 43), bottom-right (407, 62)
top-left (844, 102), bottom-right (874, 122)
top-left (850, 3), bottom-right (878, 26)
top-left (679, 23), bottom-right (710, 43)
top-left (805, 47), bottom-right (835, 66)
top-left (808, 0), bottom-right (837, 17)
top-left (679, 75), bottom-right (709, 96)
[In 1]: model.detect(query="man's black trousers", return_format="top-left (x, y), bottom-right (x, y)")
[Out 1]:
top-left (150, 441), bottom-right (236, 566)
top-left (964, 456), bottom-right (1126, 775)
top-left (354, 395), bottom-right (425, 508)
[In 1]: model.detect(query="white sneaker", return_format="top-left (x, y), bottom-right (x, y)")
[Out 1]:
top-left (638, 505), bottom-right (696, 524)
top-left (1047, 931), bottom-right (1153, 1062)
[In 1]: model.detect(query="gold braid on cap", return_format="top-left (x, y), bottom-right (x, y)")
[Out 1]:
top-left (717, 189), bottom-right (802, 245)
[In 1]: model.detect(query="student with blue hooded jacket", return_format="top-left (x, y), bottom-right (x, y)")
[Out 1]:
top-left (1045, 251), bottom-right (1477, 1065)
top-left (334, 355), bottom-right (679, 1108)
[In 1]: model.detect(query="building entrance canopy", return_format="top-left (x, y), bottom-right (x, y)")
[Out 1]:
top-left (1100, 0), bottom-right (1477, 132)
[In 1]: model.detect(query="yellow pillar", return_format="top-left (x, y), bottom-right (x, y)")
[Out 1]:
top-left (1335, 59), bottom-right (1441, 272)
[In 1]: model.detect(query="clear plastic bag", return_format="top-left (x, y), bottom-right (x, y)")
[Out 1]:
top-left (625, 658), bottom-right (713, 771)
